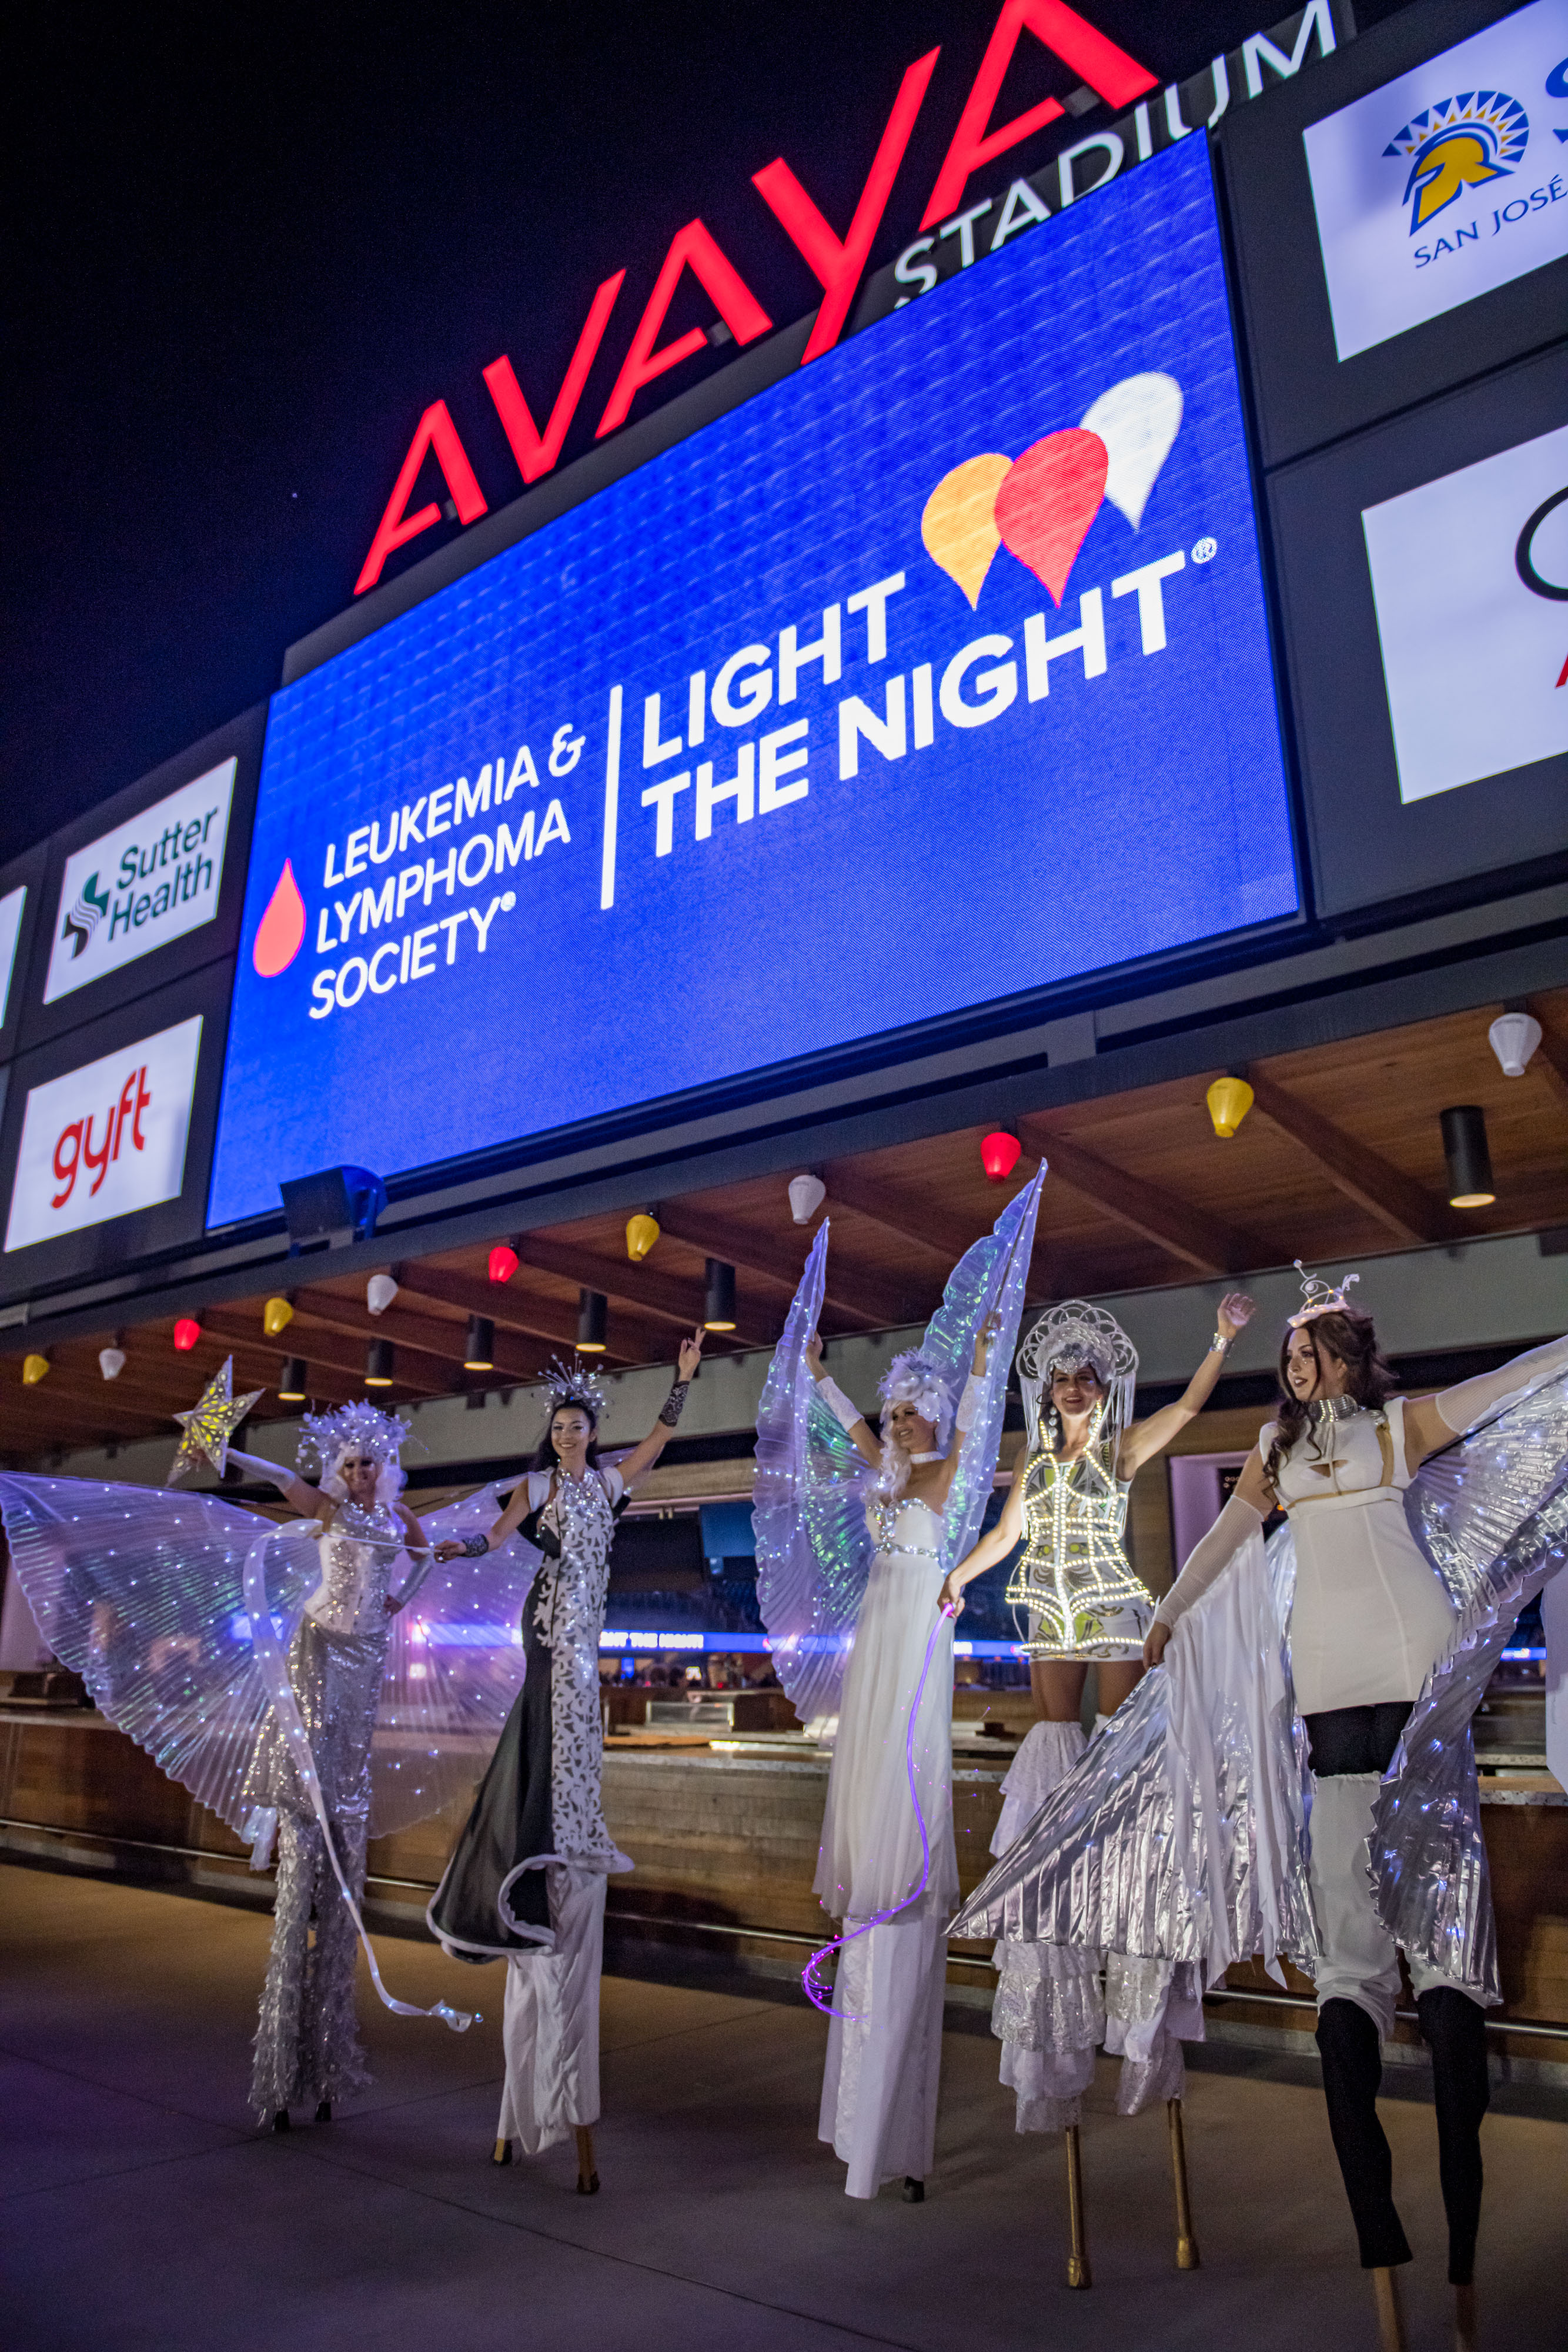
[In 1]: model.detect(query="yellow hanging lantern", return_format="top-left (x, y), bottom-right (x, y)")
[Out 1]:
top-left (22, 1354), bottom-right (49, 1386)
top-left (263, 1296), bottom-right (295, 1336)
top-left (626, 1212), bottom-right (660, 1262)
top-left (1205, 1075), bottom-right (1254, 1140)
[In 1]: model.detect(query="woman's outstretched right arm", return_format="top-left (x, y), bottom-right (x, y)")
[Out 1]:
top-left (937, 1451), bottom-right (1027, 1616)
top-left (225, 1448), bottom-right (327, 1521)
top-left (1143, 1447), bottom-right (1274, 1665)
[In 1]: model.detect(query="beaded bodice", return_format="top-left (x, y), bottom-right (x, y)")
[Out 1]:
top-left (303, 1499), bottom-right (404, 1636)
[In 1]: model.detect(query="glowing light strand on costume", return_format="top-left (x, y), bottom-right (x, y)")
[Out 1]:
top-left (1006, 1405), bottom-right (1154, 1659)
top-left (240, 1525), bottom-right (478, 2035)
top-left (801, 1601), bottom-right (956, 2022)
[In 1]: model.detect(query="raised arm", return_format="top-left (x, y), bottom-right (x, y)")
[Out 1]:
top-left (928, 1314), bottom-right (1000, 1506)
top-left (1143, 1446), bottom-right (1275, 1665)
top-left (806, 1335), bottom-right (882, 1470)
top-left (937, 1438), bottom-right (1027, 1616)
top-left (614, 1332), bottom-right (706, 1489)
top-left (1117, 1291), bottom-right (1256, 1480)
top-left (1402, 1330), bottom-right (1568, 1470)
top-left (226, 1446), bottom-right (331, 1523)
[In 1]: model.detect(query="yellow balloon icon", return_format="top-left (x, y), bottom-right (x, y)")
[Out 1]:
top-left (921, 452), bottom-right (1013, 610)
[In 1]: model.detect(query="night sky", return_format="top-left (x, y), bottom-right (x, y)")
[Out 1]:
top-left (4, 0), bottom-right (1397, 864)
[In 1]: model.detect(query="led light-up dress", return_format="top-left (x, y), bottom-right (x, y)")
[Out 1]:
top-left (0, 1405), bottom-right (538, 2125)
top-left (754, 1173), bottom-right (1042, 2200)
top-left (952, 1291), bottom-right (1568, 2313)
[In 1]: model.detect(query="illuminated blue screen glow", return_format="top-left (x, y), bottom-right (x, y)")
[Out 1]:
top-left (209, 137), bottom-right (1296, 1227)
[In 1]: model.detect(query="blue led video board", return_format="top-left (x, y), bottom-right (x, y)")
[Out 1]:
top-left (209, 136), bottom-right (1296, 1227)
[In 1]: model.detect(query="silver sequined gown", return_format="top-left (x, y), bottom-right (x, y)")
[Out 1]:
top-left (242, 1499), bottom-right (402, 2120)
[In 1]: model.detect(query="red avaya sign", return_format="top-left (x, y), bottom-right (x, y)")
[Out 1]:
top-left (353, 0), bottom-right (1159, 596)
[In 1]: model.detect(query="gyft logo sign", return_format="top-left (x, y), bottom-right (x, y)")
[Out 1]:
top-left (1303, 0), bottom-right (1568, 361)
top-left (4, 1015), bottom-right (204, 1253)
top-left (43, 758), bottom-right (236, 1007)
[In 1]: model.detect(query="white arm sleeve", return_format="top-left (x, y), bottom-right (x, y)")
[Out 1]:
top-left (1436, 1331), bottom-right (1568, 1435)
top-left (1152, 1493), bottom-right (1264, 1630)
top-left (815, 1377), bottom-right (865, 1433)
top-left (955, 1374), bottom-right (984, 1435)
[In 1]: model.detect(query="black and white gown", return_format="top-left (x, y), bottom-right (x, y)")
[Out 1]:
top-left (428, 1464), bottom-right (630, 2153)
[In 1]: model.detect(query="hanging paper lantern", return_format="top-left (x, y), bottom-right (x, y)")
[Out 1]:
top-left (1488, 1011), bottom-right (1542, 1078)
top-left (99, 1347), bottom-right (127, 1381)
top-left (626, 1212), bottom-right (660, 1261)
top-left (366, 1274), bottom-right (399, 1316)
top-left (788, 1172), bottom-right (826, 1225)
top-left (981, 1131), bottom-right (1022, 1183)
top-left (22, 1354), bottom-right (49, 1386)
top-left (488, 1243), bottom-right (520, 1285)
top-left (1205, 1076), bottom-right (1254, 1140)
top-left (173, 1319), bottom-right (202, 1352)
top-left (263, 1296), bottom-right (295, 1336)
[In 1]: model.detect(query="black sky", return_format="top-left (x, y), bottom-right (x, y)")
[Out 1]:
top-left (3, 0), bottom-right (1397, 863)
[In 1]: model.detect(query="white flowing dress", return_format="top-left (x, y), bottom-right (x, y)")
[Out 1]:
top-left (815, 1494), bottom-right (958, 2197)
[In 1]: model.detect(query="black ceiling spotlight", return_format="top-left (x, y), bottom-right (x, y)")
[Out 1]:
top-left (279, 1165), bottom-right (387, 1254)
top-left (704, 1257), bottom-right (737, 1333)
top-left (1441, 1105), bottom-right (1496, 1209)
top-left (464, 1314), bottom-right (495, 1371)
top-left (577, 1288), bottom-right (608, 1354)
top-left (278, 1357), bottom-right (308, 1404)
top-left (365, 1338), bottom-right (395, 1388)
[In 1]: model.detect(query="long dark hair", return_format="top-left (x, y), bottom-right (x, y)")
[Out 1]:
top-left (1266, 1308), bottom-right (1396, 1483)
top-left (528, 1396), bottom-right (602, 1475)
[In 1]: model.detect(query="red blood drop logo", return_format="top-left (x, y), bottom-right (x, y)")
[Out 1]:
top-left (252, 859), bottom-right (306, 977)
top-left (994, 429), bottom-right (1109, 608)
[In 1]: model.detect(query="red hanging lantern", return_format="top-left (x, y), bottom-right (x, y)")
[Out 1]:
top-left (173, 1318), bottom-right (202, 1352)
top-left (488, 1243), bottom-right (520, 1285)
top-left (981, 1131), bottom-right (1022, 1183)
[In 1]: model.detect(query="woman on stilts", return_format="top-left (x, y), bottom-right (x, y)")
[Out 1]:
top-left (950, 1265), bottom-right (1568, 2344)
top-left (754, 1172), bottom-right (1043, 2201)
top-left (427, 1335), bottom-right (703, 2191)
top-left (938, 1291), bottom-right (1252, 2220)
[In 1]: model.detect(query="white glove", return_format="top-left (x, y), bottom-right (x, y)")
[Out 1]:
top-left (955, 1373), bottom-right (984, 1435)
top-left (815, 1377), bottom-right (864, 1434)
top-left (1152, 1492), bottom-right (1263, 1631)
top-left (1436, 1332), bottom-right (1568, 1436)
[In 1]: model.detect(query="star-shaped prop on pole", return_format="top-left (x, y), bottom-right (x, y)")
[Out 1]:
top-left (168, 1357), bottom-right (265, 1484)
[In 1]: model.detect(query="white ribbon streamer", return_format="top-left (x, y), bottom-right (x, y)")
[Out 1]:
top-left (242, 1525), bottom-right (477, 2034)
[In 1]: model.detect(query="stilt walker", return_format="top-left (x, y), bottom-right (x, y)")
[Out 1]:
top-left (940, 1292), bottom-right (1254, 2278)
top-left (754, 1173), bottom-right (1042, 2200)
top-left (950, 1267), bottom-right (1568, 2343)
top-left (427, 1338), bottom-right (703, 2189)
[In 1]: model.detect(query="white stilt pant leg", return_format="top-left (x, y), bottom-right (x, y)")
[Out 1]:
top-left (497, 1865), bottom-right (606, 2156)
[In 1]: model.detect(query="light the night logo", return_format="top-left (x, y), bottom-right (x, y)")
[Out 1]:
top-left (1383, 91), bottom-right (1530, 234)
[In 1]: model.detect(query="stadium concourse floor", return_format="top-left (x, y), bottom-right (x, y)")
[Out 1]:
top-left (2, 1864), bottom-right (1566, 2352)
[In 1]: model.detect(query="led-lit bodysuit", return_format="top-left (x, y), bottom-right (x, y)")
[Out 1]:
top-left (1006, 1416), bottom-right (1151, 1662)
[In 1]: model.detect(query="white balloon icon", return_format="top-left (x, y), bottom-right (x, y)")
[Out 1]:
top-left (1079, 373), bottom-right (1183, 530)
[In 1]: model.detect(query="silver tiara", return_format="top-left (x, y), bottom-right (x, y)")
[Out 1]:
top-left (1016, 1301), bottom-right (1138, 1447)
top-left (542, 1355), bottom-right (610, 1420)
top-left (1286, 1262), bottom-right (1361, 1328)
top-left (297, 1401), bottom-right (409, 1474)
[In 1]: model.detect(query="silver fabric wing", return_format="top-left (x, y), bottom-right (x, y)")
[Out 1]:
top-left (931, 1168), bottom-right (1044, 1578)
top-left (0, 1471), bottom-right (539, 1843)
top-left (753, 1223), bottom-right (876, 1727)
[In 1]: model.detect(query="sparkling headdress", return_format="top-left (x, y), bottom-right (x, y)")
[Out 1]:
top-left (1017, 1300), bottom-right (1138, 1448)
top-left (1286, 1261), bottom-right (1362, 1328)
top-left (297, 1402), bottom-right (410, 1502)
top-left (877, 1350), bottom-right (957, 1446)
top-left (541, 1356), bottom-right (610, 1422)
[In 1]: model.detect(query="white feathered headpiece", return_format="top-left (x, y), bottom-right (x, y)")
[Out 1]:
top-left (297, 1402), bottom-right (410, 1504)
top-left (1016, 1301), bottom-right (1137, 1449)
top-left (877, 1350), bottom-right (956, 1447)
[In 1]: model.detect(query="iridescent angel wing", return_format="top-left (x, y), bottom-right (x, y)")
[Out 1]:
top-left (754, 1222), bottom-right (875, 1728)
top-left (1372, 1367), bottom-right (1568, 2000)
top-left (372, 1481), bottom-right (537, 1836)
top-left (0, 1472), bottom-right (317, 1838)
top-left (927, 1167), bottom-right (1044, 1576)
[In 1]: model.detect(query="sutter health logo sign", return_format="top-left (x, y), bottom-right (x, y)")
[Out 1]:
top-left (43, 759), bottom-right (236, 1006)
top-left (1303, 0), bottom-right (1568, 362)
top-left (5, 1014), bottom-right (203, 1252)
top-left (1362, 417), bottom-right (1568, 804)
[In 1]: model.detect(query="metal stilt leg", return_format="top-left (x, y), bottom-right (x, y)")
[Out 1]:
top-left (575, 2123), bottom-right (600, 2195)
top-left (1372, 2266), bottom-right (1407, 2352)
top-left (1453, 2282), bottom-right (1476, 2352)
top-left (1167, 2098), bottom-right (1201, 2270)
top-left (1064, 2123), bottom-right (1092, 2288)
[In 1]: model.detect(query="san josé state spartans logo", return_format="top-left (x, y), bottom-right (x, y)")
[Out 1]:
top-left (1384, 91), bottom-right (1530, 233)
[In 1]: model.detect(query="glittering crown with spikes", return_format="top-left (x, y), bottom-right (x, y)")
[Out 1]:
top-left (1286, 1261), bottom-right (1362, 1328)
top-left (542, 1355), bottom-right (610, 1421)
top-left (1016, 1300), bottom-right (1138, 1448)
top-left (297, 1401), bottom-right (410, 1482)
top-left (878, 1351), bottom-right (956, 1445)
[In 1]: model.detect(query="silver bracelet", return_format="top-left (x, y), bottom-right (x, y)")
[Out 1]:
top-left (1210, 1331), bottom-right (1231, 1354)
top-left (462, 1531), bottom-right (489, 1558)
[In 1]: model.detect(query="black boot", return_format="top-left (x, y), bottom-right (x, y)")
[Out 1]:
top-left (1417, 1987), bottom-right (1489, 2287)
top-left (1315, 1999), bottom-right (1412, 2269)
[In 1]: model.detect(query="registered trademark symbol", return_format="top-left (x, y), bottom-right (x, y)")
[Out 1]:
top-left (1192, 537), bottom-right (1217, 565)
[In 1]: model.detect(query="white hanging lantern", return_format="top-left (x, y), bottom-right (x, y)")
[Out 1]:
top-left (788, 1172), bottom-right (826, 1225)
top-left (1488, 1011), bottom-right (1542, 1078)
top-left (366, 1274), bottom-right (399, 1316)
top-left (98, 1347), bottom-right (126, 1381)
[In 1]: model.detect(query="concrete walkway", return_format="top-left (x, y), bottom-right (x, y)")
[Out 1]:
top-left (2, 1862), bottom-right (1563, 2351)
